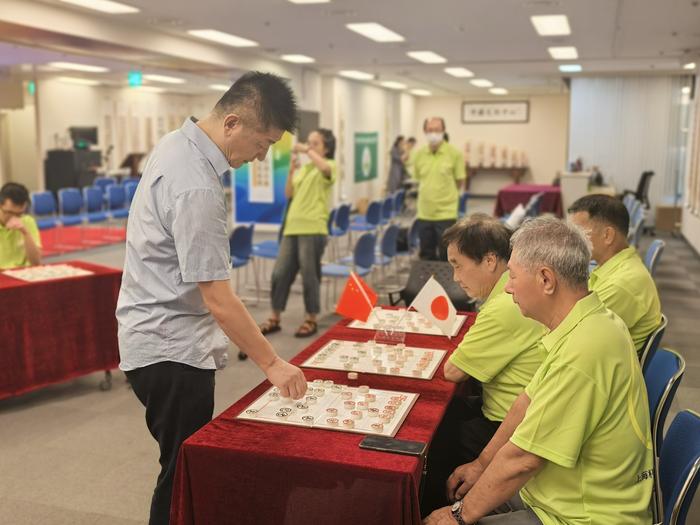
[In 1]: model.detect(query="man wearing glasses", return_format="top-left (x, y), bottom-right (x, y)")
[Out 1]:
top-left (0, 182), bottom-right (41, 270)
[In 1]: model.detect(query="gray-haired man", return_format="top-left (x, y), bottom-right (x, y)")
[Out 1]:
top-left (424, 217), bottom-right (653, 525)
top-left (117, 72), bottom-right (307, 525)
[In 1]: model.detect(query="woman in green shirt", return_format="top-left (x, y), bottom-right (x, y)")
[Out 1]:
top-left (260, 128), bottom-right (337, 338)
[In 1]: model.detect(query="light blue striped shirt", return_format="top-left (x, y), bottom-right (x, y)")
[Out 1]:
top-left (116, 117), bottom-right (232, 371)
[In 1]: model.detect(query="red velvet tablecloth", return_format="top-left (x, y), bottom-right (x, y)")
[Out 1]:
top-left (494, 183), bottom-right (563, 217)
top-left (0, 260), bottom-right (122, 400)
top-left (171, 311), bottom-right (476, 525)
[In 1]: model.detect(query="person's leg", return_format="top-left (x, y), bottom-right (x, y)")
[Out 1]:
top-left (418, 220), bottom-right (439, 260)
top-left (269, 235), bottom-right (301, 320)
top-left (296, 234), bottom-right (327, 335)
top-left (126, 362), bottom-right (215, 525)
top-left (477, 494), bottom-right (543, 524)
top-left (435, 219), bottom-right (457, 261)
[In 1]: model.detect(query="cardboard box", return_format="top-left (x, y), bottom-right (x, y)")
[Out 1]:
top-left (655, 206), bottom-right (682, 232)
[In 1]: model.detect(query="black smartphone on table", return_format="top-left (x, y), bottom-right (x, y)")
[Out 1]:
top-left (359, 435), bottom-right (427, 457)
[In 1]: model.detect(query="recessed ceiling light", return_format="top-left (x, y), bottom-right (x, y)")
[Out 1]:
top-left (143, 74), bottom-right (185, 84)
top-left (548, 46), bottom-right (578, 60)
top-left (444, 67), bottom-right (474, 78)
top-left (489, 88), bottom-right (508, 95)
top-left (410, 89), bottom-right (432, 96)
top-left (683, 62), bottom-right (696, 70)
top-left (288, 0), bottom-right (330, 3)
top-left (59, 0), bottom-right (138, 14)
top-left (531, 15), bottom-right (571, 36)
top-left (281, 54), bottom-right (316, 64)
top-left (470, 79), bottom-right (493, 88)
top-left (682, 86), bottom-right (691, 95)
top-left (346, 23), bottom-right (404, 43)
top-left (380, 81), bottom-right (406, 90)
top-left (49, 61), bottom-right (109, 73)
top-left (407, 51), bottom-right (447, 64)
top-left (339, 70), bottom-right (375, 81)
top-left (559, 64), bottom-right (582, 73)
top-left (136, 86), bottom-right (166, 93)
top-left (210, 84), bottom-right (230, 91)
top-left (188, 29), bottom-right (258, 48)
top-left (57, 76), bottom-right (101, 86)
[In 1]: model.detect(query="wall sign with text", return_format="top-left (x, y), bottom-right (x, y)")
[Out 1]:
top-left (462, 101), bottom-right (529, 124)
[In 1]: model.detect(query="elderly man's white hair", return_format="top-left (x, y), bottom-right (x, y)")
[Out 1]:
top-left (510, 217), bottom-right (591, 289)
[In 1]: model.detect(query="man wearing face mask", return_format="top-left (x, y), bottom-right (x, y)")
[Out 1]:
top-left (116, 71), bottom-right (307, 525)
top-left (411, 117), bottom-right (466, 260)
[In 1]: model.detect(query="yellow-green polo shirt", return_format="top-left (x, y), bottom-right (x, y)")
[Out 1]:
top-left (284, 160), bottom-right (336, 236)
top-left (411, 142), bottom-right (466, 221)
top-left (589, 246), bottom-right (661, 355)
top-left (449, 272), bottom-right (546, 421)
top-left (511, 292), bottom-right (654, 525)
top-left (0, 215), bottom-right (41, 270)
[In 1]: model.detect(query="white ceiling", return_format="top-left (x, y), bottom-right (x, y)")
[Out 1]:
top-left (2, 0), bottom-right (699, 96)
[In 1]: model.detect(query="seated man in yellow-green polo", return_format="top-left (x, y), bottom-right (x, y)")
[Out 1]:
top-left (568, 194), bottom-right (661, 357)
top-left (0, 182), bottom-right (41, 270)
top-left (421, 214), bottom-right (545, 515)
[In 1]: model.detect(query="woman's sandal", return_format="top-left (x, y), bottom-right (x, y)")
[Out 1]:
top-left (294, 319), bottom-right (318, 338)
top-left (260, 318), bottom-right (282, 336)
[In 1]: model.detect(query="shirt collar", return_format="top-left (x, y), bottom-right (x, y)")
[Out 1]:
top-left (540, 292), bottom-right (604, 353)
top-left (590, 246), bottom-right (637, 285)
top-left (483, 270), bottom-right (509, 306)
top-left (180, 117), bottom-right (231, 177)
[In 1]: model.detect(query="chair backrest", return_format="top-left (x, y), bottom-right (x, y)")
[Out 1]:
top-left (107, 185), bottom-right (127, 210)
top-left (353, 232), bottom-right (376, 269)
top-left (393, 189), bottom-right (405, 214)
top-left (635, 170), bottom-right (654, 205)
top-left (122, 177), bottom-right (140, 186)
top-left (381, 197), bottom-right (393, 220)
top-left (327, 207), bottom-right (337, 233)
top-left (380, 224), bottom-right (400, 258)
top-left (83, 187), bottom-right (104, 213)
top-left (658, 410), bottom-right (700, 525)
top-left (229, 223), bottom-right (254, 260)
top-left (644, 348), bottom-right (685, 459)
top-left (94, 176), bottom-right (117, 193)
top-left (124, 181), bottom-right (139, 205)
top-left (58, 188), bottom-right (83, 216)
top-left (628, 202), bottom-right (645, 246)
top-left (458, 192), bottom-right (469, 216)
top-left (641, 314), bottom-right (668, 374)
top-left (334, 203), bottom-right (351, 233)
top-left (365, 201), bottom-right (382, 226)
top-left (644, 239), bottom-right (666, 277)
top-left (31, 191), bottom-right (57, 216)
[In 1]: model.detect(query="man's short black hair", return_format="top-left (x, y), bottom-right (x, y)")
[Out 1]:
top-left (214, 71), bottom-right (298, 133)
top-left (568, 194), bottom-right (629, 235)
top-left (0, 182), bottom-right (30, 206)
top-left (316, 128), bottom-right (336, 159)
top-left (442, 213), bottom-right (512, 263)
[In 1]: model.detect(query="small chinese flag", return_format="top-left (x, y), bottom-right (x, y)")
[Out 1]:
top-left (335, 272), bottom-right (377, 322)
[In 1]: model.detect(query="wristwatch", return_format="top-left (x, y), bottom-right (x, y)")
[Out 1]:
top-left (451, 499), bottom-right (469, 525)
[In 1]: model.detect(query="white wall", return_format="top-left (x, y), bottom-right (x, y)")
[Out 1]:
top-left (0, 85), bottom-right (40, 191)
top-left (413, 94), bottom-right (569, 187)
top-left (321, 76), bottom-right (417, 205)
top-left (569, 76), bottom-right (687, 211)
top-left (682, 76), bottom-right (699, 254)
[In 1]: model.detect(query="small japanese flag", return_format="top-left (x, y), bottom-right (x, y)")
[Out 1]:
top-left (410, 276), bottom-right (456, 336)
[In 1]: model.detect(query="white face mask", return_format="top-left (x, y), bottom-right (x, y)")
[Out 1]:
top-left (426, 132), bottom-right (443, 146)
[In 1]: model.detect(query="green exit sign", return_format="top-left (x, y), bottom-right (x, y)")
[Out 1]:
top-left (27, 80), bottom-right (36, 96)
top-left (128, 70), bottom-right (142, 87)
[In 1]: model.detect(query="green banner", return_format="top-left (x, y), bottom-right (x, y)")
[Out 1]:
top-left (354, 132), bottom-right (378, 183)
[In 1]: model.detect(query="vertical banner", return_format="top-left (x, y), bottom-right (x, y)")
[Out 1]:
top-left (234, 132), bottom-right (292, 224)
top-left (354, 132), bottom-right (378, 183)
